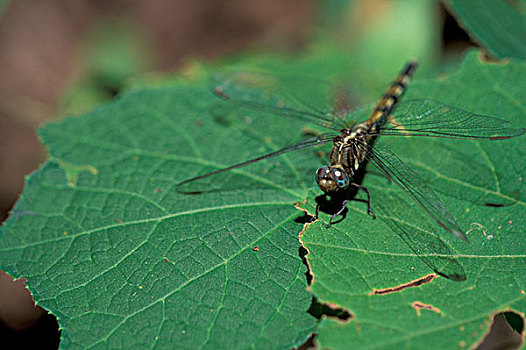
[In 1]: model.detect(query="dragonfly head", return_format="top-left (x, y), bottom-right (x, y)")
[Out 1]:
top-left (316, 165), bottom-right (350, 193)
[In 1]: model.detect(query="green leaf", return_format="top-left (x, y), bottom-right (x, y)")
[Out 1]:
top-left (302, 51), bottom-right (525, 349)
top-left (448, 0), bottom-right (526, 59)
top-left (0, 79), bottom-right (317, 348)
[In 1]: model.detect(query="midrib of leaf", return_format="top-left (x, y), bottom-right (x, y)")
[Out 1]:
top-left (307, 241), bottom-right (526, 260)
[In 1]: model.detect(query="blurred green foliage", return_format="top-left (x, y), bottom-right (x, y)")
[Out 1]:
top-left (58, 19), bottom-right (152, 116)
top-left (448, 0), bottom-right (526, 59)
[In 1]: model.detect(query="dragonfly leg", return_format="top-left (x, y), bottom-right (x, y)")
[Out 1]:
top-left (326, 200), bottom-right (347, 228)
top-left (350, 182), bottom-right (376, 219)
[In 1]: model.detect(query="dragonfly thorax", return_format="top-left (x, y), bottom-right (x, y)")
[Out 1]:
top-left (327, 123), bottom-right (371, 180)
top-left (315, 165), bottom-right (350, 193)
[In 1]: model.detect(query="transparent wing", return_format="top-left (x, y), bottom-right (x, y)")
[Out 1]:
top-left (177, 133), bottom-right (335, 191)
top-left (211, 71), bottom-right (362, 131)
top-left (373, 194), bottom-right (466, 281)
top-left (377, 99), bottom-right (526, 139)
top-left (331, 85), bottom-right (363, 119)
top-left (356, 140), bottom-right (467, 241)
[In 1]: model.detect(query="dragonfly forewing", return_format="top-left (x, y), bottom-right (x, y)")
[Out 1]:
top-left (177, 133), bottom-right (334, 193)
top-left (211, 71), bottom-right (353, 131)
top-left (379, 99), bottom-right (526, 139)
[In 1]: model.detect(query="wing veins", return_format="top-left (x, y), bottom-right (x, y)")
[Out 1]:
top-left (378, 99), bottom-right (525, 139)
top-left (355, 140), bottom-right (467, 241)
top-left (177, 134), bottom-right (335, 187)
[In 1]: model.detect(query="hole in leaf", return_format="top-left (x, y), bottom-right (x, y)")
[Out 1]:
top-left (294, 333), bottom-right (317, 350)
top-left (475, 311), bottom-right (524, 350)
top-left (503, 311), bottom-right (524, 335)
top-left (307, 296), bottom-right (352, 323)
top-left (484, 203), bottom-right (505, 208)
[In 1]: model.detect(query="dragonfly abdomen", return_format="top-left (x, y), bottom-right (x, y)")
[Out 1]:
top-left (367, 61), bottom-right (419, 128)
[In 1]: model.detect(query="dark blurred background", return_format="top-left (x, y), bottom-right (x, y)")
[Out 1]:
top-left (3, 0), bottom-right (517, 349)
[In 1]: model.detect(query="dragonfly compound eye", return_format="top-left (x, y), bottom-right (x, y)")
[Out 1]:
top-left (315, 166), bottom-right (330, 182)
top-left (330, 167), bottom-right (349, 189)
top-left (316, 166), bottom-right (339, 192)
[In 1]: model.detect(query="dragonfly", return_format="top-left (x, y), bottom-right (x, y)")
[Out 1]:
top-left (178, 62), bottom-right (525, 246)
